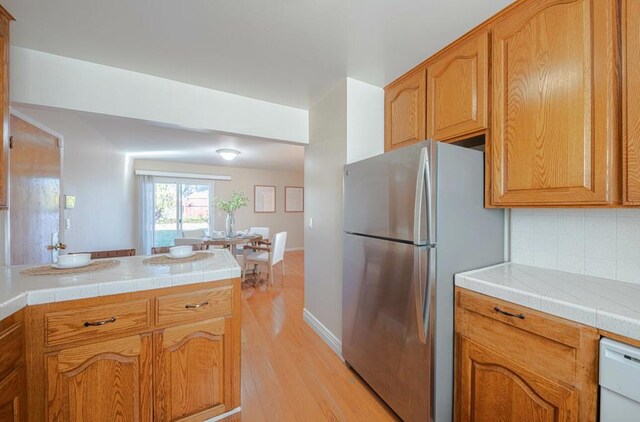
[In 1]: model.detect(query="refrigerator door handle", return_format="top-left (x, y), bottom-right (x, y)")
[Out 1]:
top-left (413, 147), bottom-right (432, 245)
top-left (414, 246), bottom-right (435, 345)
top-left (413, 247), bottom-right (426, 344)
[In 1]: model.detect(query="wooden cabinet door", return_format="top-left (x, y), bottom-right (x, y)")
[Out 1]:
top-left (427, 31), bottom-right (489, 142)
top-left (0, 368), bottom-right (26, 422)
top-left (154, 318), bottom-right (233, 422)
top-left (46, 334), bottom-right (153, 422)
top-left (623, 0), bottom-right (640, 205)
top-left (457, 336), bottom-right (578, 422)
top-left (0, 12), bottom-right (10, 209)
top-left (490, 0), bottom-right (618, 206)
top-left (384, 67), bottom-right (426, 151)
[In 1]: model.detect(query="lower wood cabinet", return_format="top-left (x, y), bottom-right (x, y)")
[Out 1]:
top-left (0, 310), bottom-right (26, 422)
top-left (24, 279), bottom-right (240, 422)
top-left (0, 367), bottom-right (26, 422)
top-left (46, 334), bottom-right (153, 421)
top-left (455, 288), bottom-right (598, 422)
top-left (155, 318), bottom-right (230, 421)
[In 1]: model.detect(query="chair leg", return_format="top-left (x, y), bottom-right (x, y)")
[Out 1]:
top-left (269, 265), bottom-right (274, 285)
top-left (242, 259), bottom-right (247, 283)
top-left (281, 260), bottom-right (285, 277)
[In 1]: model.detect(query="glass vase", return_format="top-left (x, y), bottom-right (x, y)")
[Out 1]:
top-left (225, 211), bottom-right (235, 237)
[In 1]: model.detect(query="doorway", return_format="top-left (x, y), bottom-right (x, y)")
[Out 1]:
top-left (9, 112), bottom-right (62, 265)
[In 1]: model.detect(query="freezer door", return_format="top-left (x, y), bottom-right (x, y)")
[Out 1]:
top-left (342, 234), bottom-right (435, 422)
top-left (343, 141), bottom-right (432, 245)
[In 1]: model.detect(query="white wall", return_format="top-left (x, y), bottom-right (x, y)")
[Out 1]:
top-left (11, 47), bottom-right (309, 144)
top-left (304, 80), bottom-right (348, 341)
top-left (134, 160), bottom-right (304, 250)
top-left (346, 78), bottom-right (384, 164)
top-left (303, 77), bottom-right (384, 346)
top-left (510, 208), bottom-right (640, 284)
top-left (13, 106), bottom-right (136, 253)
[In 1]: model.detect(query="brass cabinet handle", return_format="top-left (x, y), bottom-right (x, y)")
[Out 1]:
top-left (185, 300), bottom-right (209, 309)
top-left (494, 306), bottom-right (525, 320)
top-left (84, 316), bottom-right (116, 327)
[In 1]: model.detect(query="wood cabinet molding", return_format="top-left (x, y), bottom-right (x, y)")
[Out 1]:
top-left (489, 0), bottom-right (619, 206)
top-left (427, 30), bottom-right (489, 142)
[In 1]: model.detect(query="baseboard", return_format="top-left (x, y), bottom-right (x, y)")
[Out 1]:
top-left (205, 407), bottom-right (241, 421)
top-left (285, 247), bottom-right (304, 252)
top-left (302, 308), bottom-right (343, 360)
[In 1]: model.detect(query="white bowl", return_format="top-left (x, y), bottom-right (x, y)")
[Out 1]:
top-left (56, 253), bottom-right (92, 268)
top-left (169, 245), bottom-right (193, 258)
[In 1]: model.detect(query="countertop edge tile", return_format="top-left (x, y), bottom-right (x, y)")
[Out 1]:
top-left (456, 263), bottom-right (640, 343)
top-left (0, 250), bottom-right (240, 317)
top-left (0, 292), bottom-right (27, 319)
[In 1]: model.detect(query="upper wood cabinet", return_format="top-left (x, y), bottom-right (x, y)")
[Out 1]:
top-left (426, 30), bottom-right (489, 142)
top-left (46, 334), bottom-right (153, 421)
top-left (455, 288), bottom-right (598, 422)
top-left (489, 0), bottom-right (619, 206)
top-left (384, 66), bottom-right (426, 151)
top-left (623, 0), bottom-right (640, 205)
top-left (0, 7), bottom-right (12, 210)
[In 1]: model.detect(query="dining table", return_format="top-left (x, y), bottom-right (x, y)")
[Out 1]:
top-left (202, 234), bottom-right (263, 259)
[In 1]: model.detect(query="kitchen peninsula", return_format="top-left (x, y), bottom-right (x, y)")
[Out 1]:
top-left (0, 249), bottom-right (241, 422)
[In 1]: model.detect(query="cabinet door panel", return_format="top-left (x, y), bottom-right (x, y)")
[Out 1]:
top-left (155, 318), bottom-right (230, 422)
top-left (384, 67), bottom-right (426, 151)
top-left (46, 334), bottom-right (152, 422)
top-left (623, 0), bottom-right (640, 204)
top-left (490, 0), bottom-right (618, 205)
top-left (427, 31), bottom-right (488, 141)
top-left (458, 337), bottom-right (577, 422)
top-left (0, 367), bottom-right (26, 422)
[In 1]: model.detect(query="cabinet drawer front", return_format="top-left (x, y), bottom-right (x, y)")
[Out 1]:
top-left (457, 288), bottom-right (581, 348)
top-left (156, 286), bottom-right (232, 326)
top-left (45, 300), bottom-right (151, 347)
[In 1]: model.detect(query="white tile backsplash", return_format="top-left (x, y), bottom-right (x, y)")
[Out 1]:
top-left (510, 209), bottom-right (640, 284)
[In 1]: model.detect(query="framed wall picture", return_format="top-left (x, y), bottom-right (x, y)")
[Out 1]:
top-left (254, 185), bottom-right (276, 213)
top-left (285, 186), bottom-right (304, 212)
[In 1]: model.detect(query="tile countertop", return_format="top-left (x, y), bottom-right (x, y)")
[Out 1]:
top-left (455, 263), bottom-right (640, 342)
top-left (0, 250), bottom-right (241, 320)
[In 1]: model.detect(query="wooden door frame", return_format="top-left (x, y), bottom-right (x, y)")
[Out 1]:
top-left (6, 108), bottom-right (64, 265)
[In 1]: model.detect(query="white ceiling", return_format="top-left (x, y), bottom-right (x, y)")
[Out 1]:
top-left (14, 105), bottom-right (305, 171)
top-left (4, 0), bottom-right (513, 109)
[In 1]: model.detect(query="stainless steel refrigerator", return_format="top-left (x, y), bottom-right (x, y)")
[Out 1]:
top-left (342, 140), bottom-right (504, 422)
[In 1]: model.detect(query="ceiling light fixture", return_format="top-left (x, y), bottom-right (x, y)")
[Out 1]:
top-left (217, 148), bottom-right (241, 161)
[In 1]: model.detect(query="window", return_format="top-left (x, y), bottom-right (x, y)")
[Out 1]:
top-left (153, 178), bottom-right (213, 247)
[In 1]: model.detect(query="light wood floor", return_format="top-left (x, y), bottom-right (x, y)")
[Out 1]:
top-left (228, 251), bottom-right (399, 422)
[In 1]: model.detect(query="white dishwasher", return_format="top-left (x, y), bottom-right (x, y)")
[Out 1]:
top-left (600, 338), bottom-right (640, 421)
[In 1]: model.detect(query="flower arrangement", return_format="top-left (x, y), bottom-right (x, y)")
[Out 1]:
top-left (214, 191), bottom-right (249, 213)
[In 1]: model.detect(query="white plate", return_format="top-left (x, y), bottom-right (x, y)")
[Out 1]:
top-left (166, 252), bottom-right (196, 259)
top-left (51, 261), bottom-right (93, 269)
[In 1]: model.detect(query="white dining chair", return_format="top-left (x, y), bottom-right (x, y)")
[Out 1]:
top-left (242, 231), bottom-right (287, 284)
